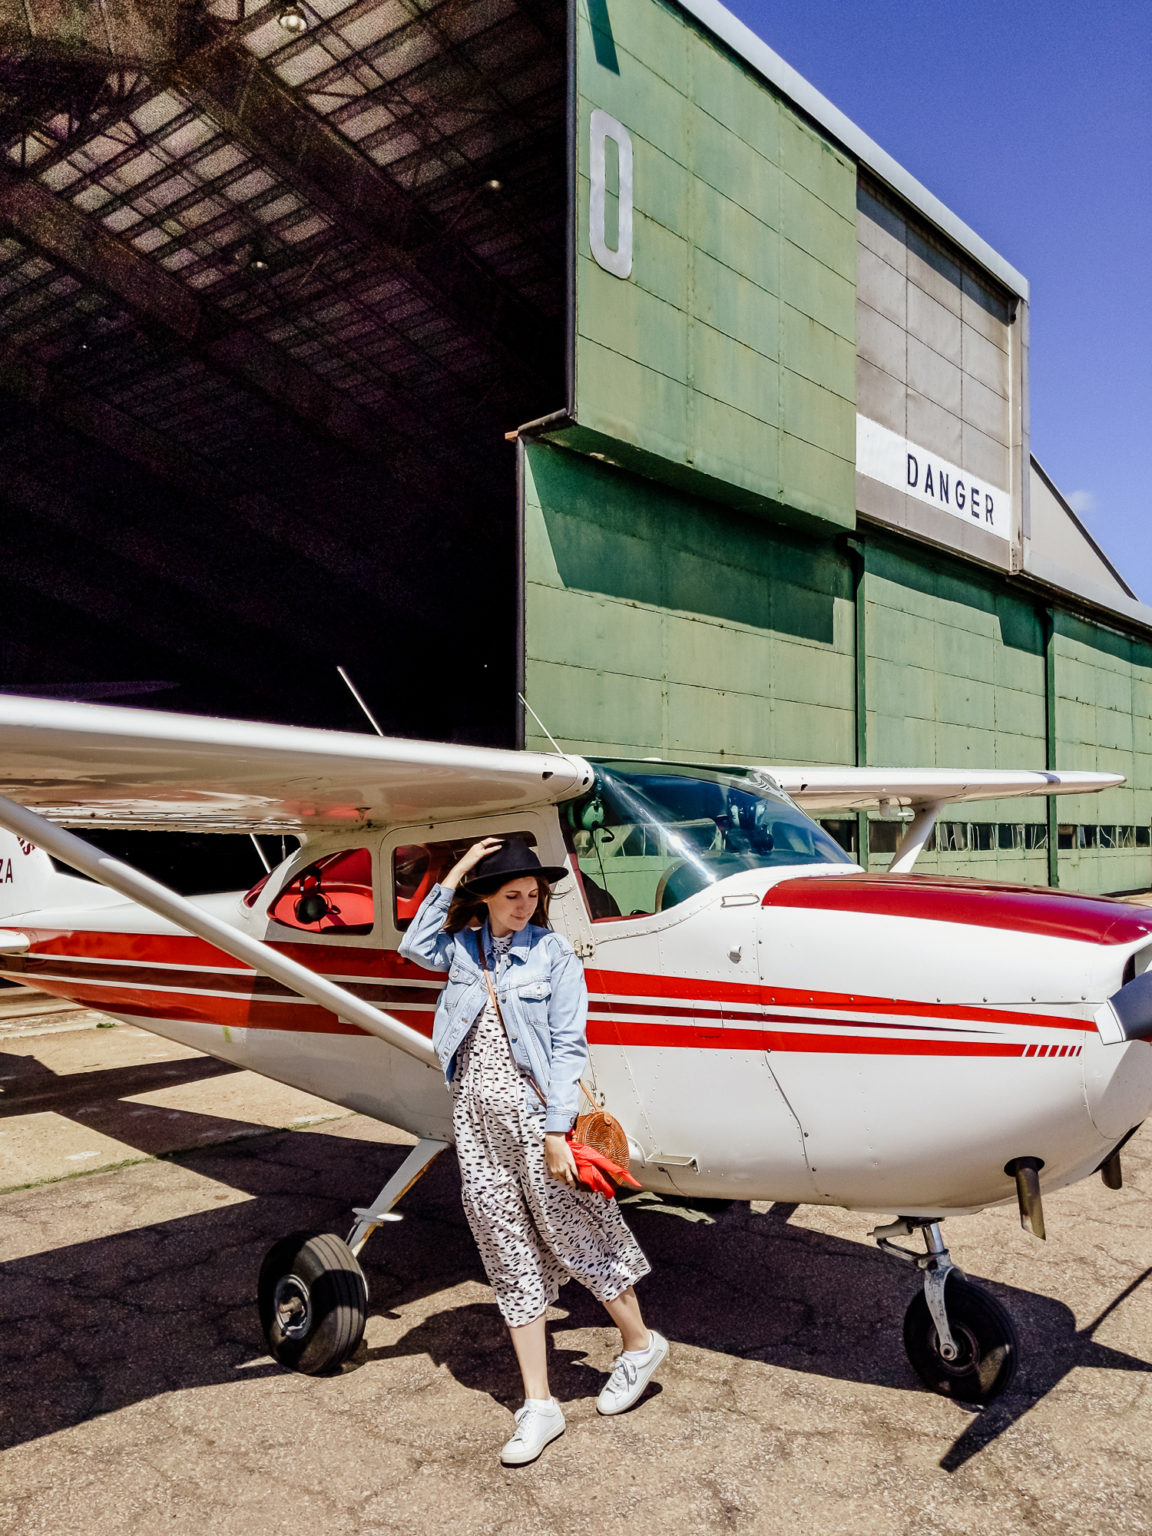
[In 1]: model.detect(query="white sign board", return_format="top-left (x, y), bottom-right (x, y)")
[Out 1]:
top-left (856, 416), bottom-right (1012, 542)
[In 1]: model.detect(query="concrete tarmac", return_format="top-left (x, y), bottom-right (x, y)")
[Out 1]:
top-left (3, 1008), bottom-right (1152, 1536)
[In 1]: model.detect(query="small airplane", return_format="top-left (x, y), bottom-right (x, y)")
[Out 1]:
top-left (0, 692), bottom-right (1148, 1404)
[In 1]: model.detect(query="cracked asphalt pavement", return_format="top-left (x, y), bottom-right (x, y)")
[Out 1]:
top-left (3, 1009), bottom-right (1152, 1535)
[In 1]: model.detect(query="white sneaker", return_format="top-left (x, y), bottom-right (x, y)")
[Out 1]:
top-left (500, 1400), bottom-right (566, 1465)
top-left (596, 1331), bottom-right (669, 1415)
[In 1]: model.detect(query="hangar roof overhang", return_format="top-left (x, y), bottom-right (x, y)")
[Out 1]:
top-left (0, 0), bottom-right (569, 491)
top-left (679, 0), bottom-right (1030, 301)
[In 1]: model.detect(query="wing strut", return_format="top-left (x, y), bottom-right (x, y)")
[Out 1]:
top-left (0, 793), bottom-right (438, 1070)
top-left (888, 803), bottom-right (942, 874)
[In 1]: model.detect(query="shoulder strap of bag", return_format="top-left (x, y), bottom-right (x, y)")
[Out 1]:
top-left (476, 934), bottom-right (598, 1116)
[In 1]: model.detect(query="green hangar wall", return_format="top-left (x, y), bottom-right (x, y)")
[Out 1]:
top-left (565, 0), bottom-right (857, 528)
top-left (521, 0), bottom-right (1152, 896)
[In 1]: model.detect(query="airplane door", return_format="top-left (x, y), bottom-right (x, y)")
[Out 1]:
top-left (587, 894), bottom-right (817, 1202)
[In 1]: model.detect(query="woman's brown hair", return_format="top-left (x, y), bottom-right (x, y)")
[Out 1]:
top-left (444, 878), bottom-right (552, 934)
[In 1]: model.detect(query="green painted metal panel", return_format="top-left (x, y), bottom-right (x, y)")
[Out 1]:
top-left (865, 541), bottom-right (1047, 790)
top-left (523, 439), bottom-right (854, 764)
top-left (777, 433), bottom-right (856, 525)
top-left (778, 240), bottom-right (855, 337)
top-left (695, 250), bottom-right (779, 359)
top-left (572, 0), bottom-right (856, 531)
top-left (1049, 612), bottom-right (1152, 889)
top-left (578, 258), bottom-right (689, 379)
top-left (691, 321), bottom-right (779, 419)
top-left (860, 541), bottom-right (1152, 894)
top-left (687, 33), bottom-right (782, 161)
top-left (781, 303), bottom-right (853, 395)
top-left (627, 210), bottom-right (690, 307)
top-left (778, 108), bottom-right (856, 215)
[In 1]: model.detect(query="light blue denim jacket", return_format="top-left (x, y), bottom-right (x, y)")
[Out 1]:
top-left (397, 882), bottom-right (588, 1134)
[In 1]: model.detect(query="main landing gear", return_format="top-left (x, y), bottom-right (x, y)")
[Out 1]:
top-left (872, 1219), bottom-right (1019, 1404)
top-left (258, 1137), bottom-right (449, 1376)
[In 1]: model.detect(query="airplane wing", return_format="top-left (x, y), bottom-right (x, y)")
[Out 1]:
top-left (0, 695), bottom-right (593, 831)
top-left (770, 767), bottom-right (1124, 814)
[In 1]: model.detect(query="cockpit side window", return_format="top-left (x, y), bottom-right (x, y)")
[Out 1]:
top-left (566, 764), bottom-right (852, 919)
top-left (392, 831), bottom-right (538, 930)
top-left (268, 847), bottom-right (374, 935)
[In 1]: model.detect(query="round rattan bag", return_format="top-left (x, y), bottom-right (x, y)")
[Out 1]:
top-left (574, 1088), bottom-right (631, 1168)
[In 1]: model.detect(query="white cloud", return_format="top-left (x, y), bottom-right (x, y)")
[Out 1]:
top-left (1067, 489), bottom-right (1096, 517)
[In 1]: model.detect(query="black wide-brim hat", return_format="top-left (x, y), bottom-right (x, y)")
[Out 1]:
top-left (459, 837), bottom-right (568, 896)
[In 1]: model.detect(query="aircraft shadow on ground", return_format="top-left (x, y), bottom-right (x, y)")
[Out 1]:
top-left (0, 1046), bottom-right (238, 1105)
top-left (1, 1058), bottom-right (1150, 1471)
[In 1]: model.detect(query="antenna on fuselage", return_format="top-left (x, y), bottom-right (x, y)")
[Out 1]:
top-left (517, 692), bottom-right (565, 755)
top-left (337, 665), bottom-right (385, 737)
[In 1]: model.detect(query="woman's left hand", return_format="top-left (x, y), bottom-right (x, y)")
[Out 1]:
top-left (544, 1132), bottom-right (579, 1187)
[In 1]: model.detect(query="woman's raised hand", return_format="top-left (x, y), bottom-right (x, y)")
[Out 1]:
top-left (443, 837), bottom-right (503, 891)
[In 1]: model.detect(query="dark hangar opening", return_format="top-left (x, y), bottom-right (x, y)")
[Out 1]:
top-left (0, 0), bottom-right (569, 748)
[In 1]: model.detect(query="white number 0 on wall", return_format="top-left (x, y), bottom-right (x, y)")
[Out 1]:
top-left (589, 108), bottom-right (633, 279)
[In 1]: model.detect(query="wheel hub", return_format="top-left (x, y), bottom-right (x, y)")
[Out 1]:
top-left (273, 1273), bottom-right (312, 1339)
top-left (932, 1321), bottom-right (979, 1375)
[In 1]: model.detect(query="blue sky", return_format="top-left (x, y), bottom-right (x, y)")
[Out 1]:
top-left (722, 0), bottom-right (1152, 597)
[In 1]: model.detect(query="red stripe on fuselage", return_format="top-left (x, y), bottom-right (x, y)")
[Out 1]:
top-left (762, 874), bottom-right (1152, 946)
top-left (11, 973), bottom-right (438, 1040)
top-left (0, 927), bottom-right (1094, 1055)
top-left (587, 969), bottom-right (1091, 1033)
top-left (0, 951), bottom-right (439, 1009)
top-left (585, 1019), bottom-right (1037, 1057)
top-left (18, 928), bottom-right (441, 981)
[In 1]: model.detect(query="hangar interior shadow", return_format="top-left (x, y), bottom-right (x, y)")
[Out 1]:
top-left (3, 1045), bottom-right (1151, 1473)
top-left (0, 0), bottom-right (570, 750)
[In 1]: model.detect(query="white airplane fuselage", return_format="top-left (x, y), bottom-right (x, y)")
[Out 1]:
top-left (4, 819), bottom-right (1151, 1222)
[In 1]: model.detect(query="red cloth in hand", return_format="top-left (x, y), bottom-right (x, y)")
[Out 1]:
top-left (566, 1131), bottom-right (642, 1199)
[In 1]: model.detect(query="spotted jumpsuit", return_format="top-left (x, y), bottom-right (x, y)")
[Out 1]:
top-left (452, 933), bottom-right (650, 1328)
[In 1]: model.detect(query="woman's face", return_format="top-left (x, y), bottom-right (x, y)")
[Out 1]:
top-left (482, 877), bottom-right (542, 935)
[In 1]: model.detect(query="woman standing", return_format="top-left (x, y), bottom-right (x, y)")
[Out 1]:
top-left (399, 836), bottom-right (665, 1465)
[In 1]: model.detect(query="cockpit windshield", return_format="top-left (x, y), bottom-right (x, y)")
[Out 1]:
top-left (565, 761), bottom-right (853, 918)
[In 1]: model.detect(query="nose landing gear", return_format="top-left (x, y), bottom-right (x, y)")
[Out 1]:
top-left (873, 1218), bottom-right (1019, 1404)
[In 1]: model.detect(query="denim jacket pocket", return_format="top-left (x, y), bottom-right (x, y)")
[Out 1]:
top-left (516, 980), bottom-right (552, 1003)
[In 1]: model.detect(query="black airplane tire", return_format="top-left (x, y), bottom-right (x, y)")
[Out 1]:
top-left (903, 1277), bottom-right (1019, 1405)
top-left (258, 1231), bottom-right (368, 1375)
